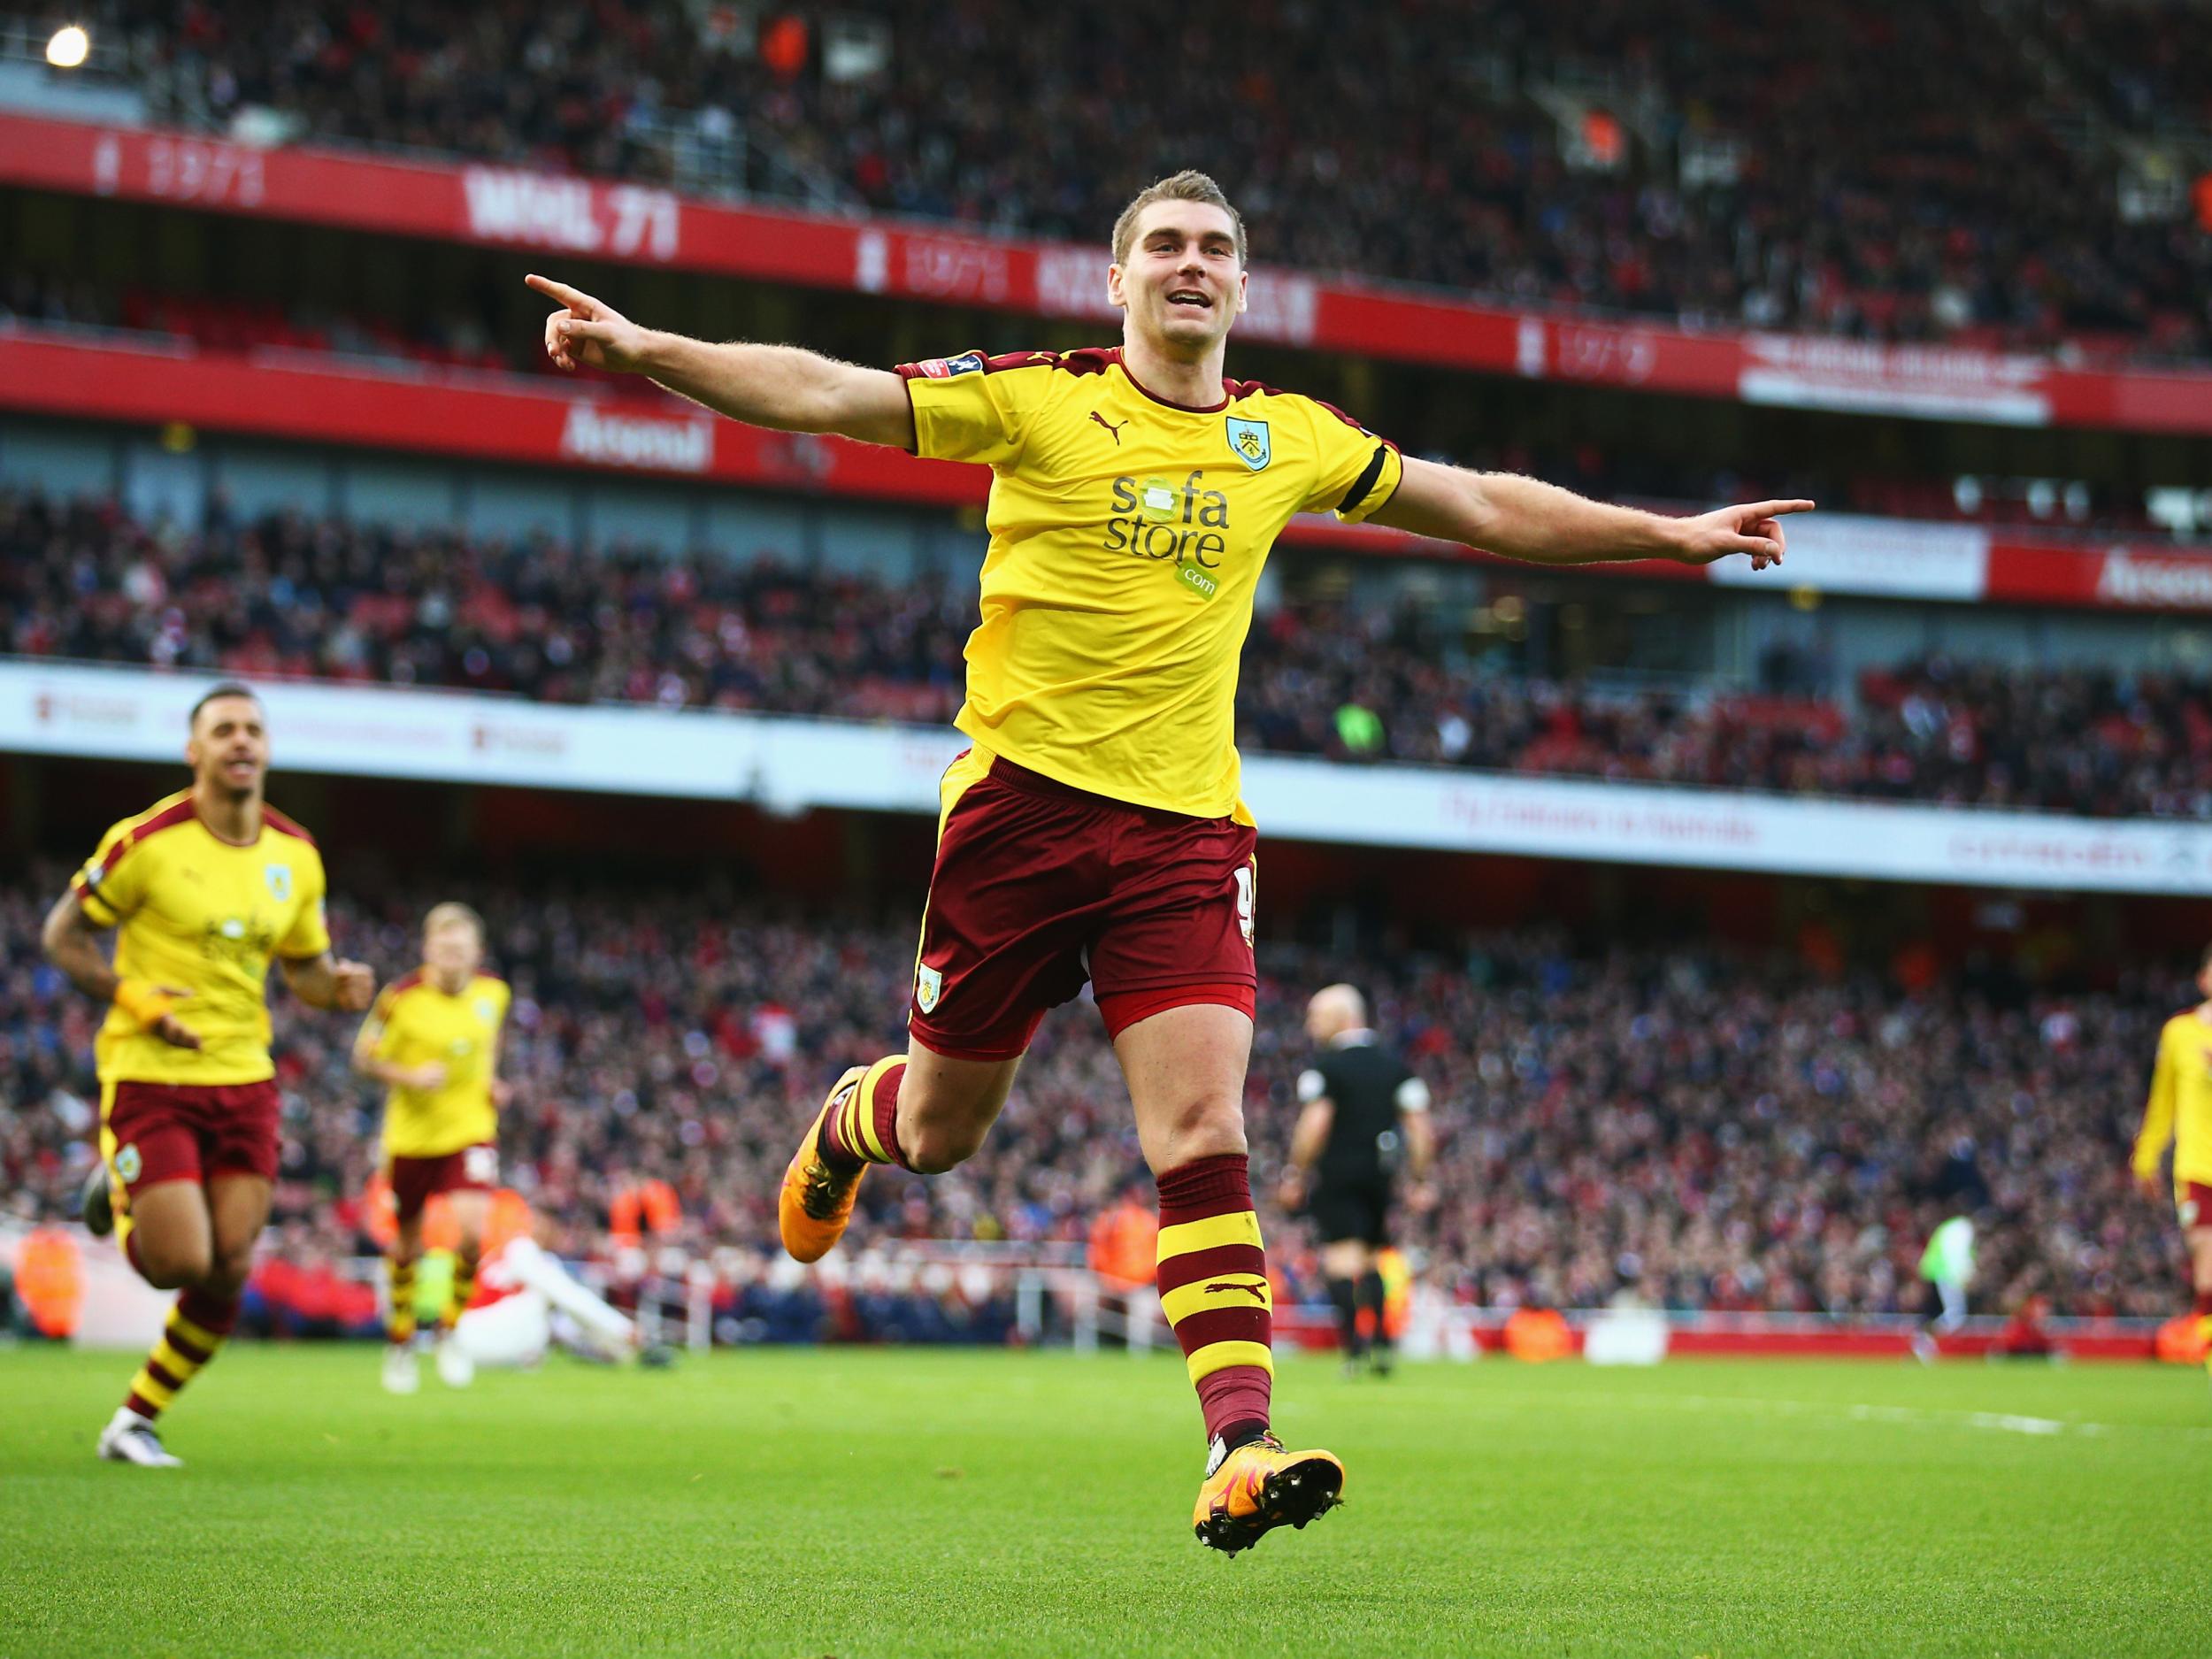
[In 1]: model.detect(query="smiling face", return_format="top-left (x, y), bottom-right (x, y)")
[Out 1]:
top-left (1108, 197), bottom-right (1248, 358)
top-left (187, 694), bottom-right (269, 799)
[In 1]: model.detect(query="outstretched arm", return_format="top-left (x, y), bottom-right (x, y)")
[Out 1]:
top-left (1370, 455), bottom-right (1812, 571)
top-left (526, 274), bottom-right (916, 449)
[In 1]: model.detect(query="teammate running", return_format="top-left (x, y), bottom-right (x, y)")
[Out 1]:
top-left (1279, 984), bottom-right (1434, 1377)
top-left (2133, 942), bottom-right (2212, 1385)
top-left (43, 683), bottom-right (374, 1466)
top-left (352, 902), bottom-right (511, 1394)
top-left (527, 169), bottom-right (1809, 1551)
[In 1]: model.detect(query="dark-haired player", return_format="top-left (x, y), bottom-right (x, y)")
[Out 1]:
top-left (529, 169), bottom-right (1808, 1550)
top-left (43, 684), bottom-right (374, 1466)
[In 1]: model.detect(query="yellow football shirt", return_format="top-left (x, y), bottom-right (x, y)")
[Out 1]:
top-left (71, 790), bottom-right (332, 1086)
top-left (365, 971), bottom-right (511, 1158)
top-left (2134, 1008), bottom-right (2212, 1193)
top-left (900, 346), bottom-right (1403, 819)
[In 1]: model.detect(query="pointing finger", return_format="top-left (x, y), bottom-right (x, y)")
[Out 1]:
top-left (525, 273), bottom-right (593, 311)
top-left (1739, 499), bottom-right (1816, 521)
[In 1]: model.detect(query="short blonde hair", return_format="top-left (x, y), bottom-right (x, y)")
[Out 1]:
top-left (423, 901), bottom-right (485, 941)
top-left (1111, 170), bottom-right (1248, 267)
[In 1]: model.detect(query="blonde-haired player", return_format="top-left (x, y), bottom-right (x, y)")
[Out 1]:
top-left (2134, 941), bottom-right (2212, 1382)
top-left (43, 683), bottom-right (375, 1467)
top-left (353, 902), bottom-right (511, 1394)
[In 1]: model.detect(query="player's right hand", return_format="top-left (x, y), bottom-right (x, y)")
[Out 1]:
top-left (114, 980), bottom-right (203, 1049)
top-left (526, 273), bottom-right (650, 373)
top-left (409, 1062), bottom-right (450, 1091)
top-left (2135, 1171), bottom-right (2164, 1202)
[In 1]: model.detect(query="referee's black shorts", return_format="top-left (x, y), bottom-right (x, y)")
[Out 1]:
top-left (1308, 1178), bottom-right (1391, 1247)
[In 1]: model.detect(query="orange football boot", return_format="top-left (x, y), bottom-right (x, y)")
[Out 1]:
top-left (778, 1065), bottom-right (870, 1263)
top-left (1192, 1432), bottom-right (1345, 1555)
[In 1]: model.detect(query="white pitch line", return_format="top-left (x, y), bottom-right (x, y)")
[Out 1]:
top-left (1583, 1390), bottom-right (2210, 1440)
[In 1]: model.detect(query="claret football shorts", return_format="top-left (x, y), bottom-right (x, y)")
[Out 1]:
top-left (99, 1077), bottom-right (283, 1249)
top-left (388, 1142), bottom-right (501, 1224)
top-left (907, 749), bottom-right (1258, 1061)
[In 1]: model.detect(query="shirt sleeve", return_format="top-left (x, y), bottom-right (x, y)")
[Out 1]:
top-left (1296, 1066), bottom-right (1329, 1103)
top-left (2133, 1025), bottom-right (2177, 1180)
top-left (895, 350), bottom-right (1053, 467)
top-left (1299, 396), bottom-right (1403, 523)
top-left (69, 818), bottom-right (146, 927)
top-left (277, 849), bottom-right (332, 959)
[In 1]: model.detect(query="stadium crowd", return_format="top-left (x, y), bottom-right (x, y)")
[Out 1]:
top-left (7, 487), bottom-right (2211, 818)
top-left (60, 0), bottom-right (2212, 360)
top-left (0, 864), bottom-right (2190, 1325)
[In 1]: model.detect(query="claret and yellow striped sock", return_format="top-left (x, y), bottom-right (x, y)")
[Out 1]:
top-left (388, 1255), bottom-right (419, 1346)
top-left (1155, 1153), bottom-right (1273, 1451)
top-left (123, 1287), bottom-right (237, 1422)
top-left (818, 1056), bottom-right (911, 1170)
top-left (443, 1253), bottom-right (479, 1332)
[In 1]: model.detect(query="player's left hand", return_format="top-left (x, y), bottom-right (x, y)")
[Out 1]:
top-left (332, 958), bottom-right (376, 1012)
top-left (1276, 1173), bottom-right (1306, 1210)
top-left (1668, 499), bottom-right (1816, 571)
top-left (1407, 1180), bottom-right (1440, 1216)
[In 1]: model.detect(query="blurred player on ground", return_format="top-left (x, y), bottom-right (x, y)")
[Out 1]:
top-left (1279, 984), bottom-right (1434, 1377)
top-left (438, 1191), bottom-right (657, 1369)
top-left (1910, 1215), bottom-right (1975, 1364)
top-left (2132, 942), bottom-right (2212, 1385)
top-left (529, 169), bottom-right (1809, 1552)
top-left (42, 684), bottom-right (374, 1467)
top-left (353, 902), bottom-right (511, 1394)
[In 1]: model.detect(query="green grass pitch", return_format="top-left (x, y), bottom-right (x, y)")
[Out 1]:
top-left (1, 1345), bottom-right (2205, 1657)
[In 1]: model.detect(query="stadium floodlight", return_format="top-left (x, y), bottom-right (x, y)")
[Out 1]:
top-left (46, 24), bottom-right (91, 68)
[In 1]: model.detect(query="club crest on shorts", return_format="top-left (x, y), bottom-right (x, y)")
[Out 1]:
top-left (114, 1143), bottom-right (141, 1183)
top-left (264, 863), bottom-right (293, 902)
top-left (1225, 417), bottom-right (1271, 472)
top-left (916, 963), bottom-right (944, 1014)
top-left (2185, 1196), bottom-right (2201, 1226)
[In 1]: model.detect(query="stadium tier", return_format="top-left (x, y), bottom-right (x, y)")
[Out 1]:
top-left (12, 0), bottom-right (2212, 364)
top-left (7, 486), bottom-right (2212, 819)
top-left (0, 859), bottom-right (2187, 1322)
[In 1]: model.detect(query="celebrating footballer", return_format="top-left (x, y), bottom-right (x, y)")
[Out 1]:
top-left (42, 684), bottom-right (375, 1468)
top-left (529, 168), bottom-right (1810, 1552)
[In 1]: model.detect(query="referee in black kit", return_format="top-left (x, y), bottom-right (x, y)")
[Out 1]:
top-left (1278, 984), bottom-right (1435, 1375)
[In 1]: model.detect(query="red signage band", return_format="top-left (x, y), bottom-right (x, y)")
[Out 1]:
top-left (3, 111), bottom-right (2210, 437)
top-left (0, 327), bottom-right (2204, 611)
